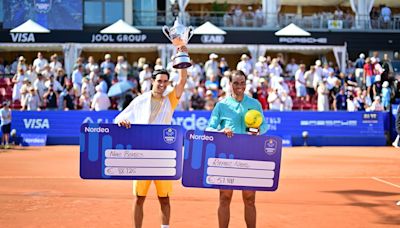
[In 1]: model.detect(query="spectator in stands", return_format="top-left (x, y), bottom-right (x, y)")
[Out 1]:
top-left (204, 53), bottom-right (219, 79)
top-left (334, 87), bottom-right (347, 111)
top-left (205, 74), bottom-right (219, 99)
top-left (285, 58), bottom-right (299, 79)
top-left (79, 90), bottom-right (92, 111)
top-left (317, 80), bottom-right (330, 111)
top-left (139, 64), bottom-right (152, 93)
top-left (81, 76), bottom-right (95, 99)
top-left (268, 88), bottom-right (282, 111)
top-left (154, 58), bottom-right (163, 71)
top-left (115, 56), bottom-right (130, 82)
top-left (100, 54), bottom-right (115, 74)
top-left (33, 73), bottom-right (46, 107)
top-left (223, 7), bottom-right (234, 27)
top-left (204, 90), bottom-right (216, 111)
top-left (244, 6), bottom-right (255, 27)
top-left (237, 54), bottom-right (252, 76)
top-left (72, 64), bottom-right (84, 97)
top-left (45, 74), bottom-right (63, 93)
top-left (304, 66), bottom-right (316, 103)
top-left (55, 68), bottom-right (67, 87)
top-left (0, 101), bottom-right (12, 149)
top-left (363, 57), bottom-right (374, 97)
top-left (369, 96), bottom-right (384, 111)
top-left (33, 52), bottom-right (48, 74)
top-left (354, 88), bottom-right (366, 111)
top-left (381, 81), bottom-right (391, 111)
top-left (380, 4), bottom-right (391, 27)
top-left (16, 56), bottom-right (27, 73)
top-left (347, 95), bottom-right (359, 112)
top-left (43, 85), bottom-right (58, 110)
top-left (220, 71), bottom-right (231, 96)
top-left (12, 67), bottom-right (27, 102)
top-left (97, 74), bottom-right (108, 95)
top-left (322, 62), bottom-right (334, 79)
top-left (60, 86), bottom-right (76, 111)
top-left (219, 57), bottom-right (229, 76)
top-left (255, 56), bottom-right (269, 78)
top-left (233, 5), bottom-right (243, 26)
top-left (24, 87), bottom-right (41, 111)
top-left (354, 53), bottom-right (365, 88)
top-left (345, 73), bottom-right (358, 90)
top-left (91, 85), bottom-right (110, 111)
top-left (295, 64), bottom-right (307, 102)
top-left (85, 56), bottom-right (99, 74)
top-left (381, 53), bottom-right (393, 83)
top-left (0, 58), bottom-right (5, 75)
top-left (281, 92), bottom-right (293, 111)
top-left (255, 5), bottom-right (264, 27)
top-left (10, 56), bottom-right (20, 74)
top-left (269, 58), bottom-right (283, 83)
top-left (188, 60), bottom-right (203, 85)
top-left (257, 78), bottom-right (268, 110)
top-left (190, 87), bottom-right (206, 110)
top-left (49, 54), bottom-right (62, 75)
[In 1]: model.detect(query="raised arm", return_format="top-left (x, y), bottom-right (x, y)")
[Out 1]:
top-left (174, 46), bottom-right (188, 99)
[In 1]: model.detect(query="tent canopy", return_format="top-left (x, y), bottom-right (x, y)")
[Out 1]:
top-left (100, 19), bottom-right (141, 34)
top-left (10, 19), bottom-right (50, 33)
top-left (275, 23), bottom-right (311, 37)
top-left (193, 21), bottom-right (227, 35)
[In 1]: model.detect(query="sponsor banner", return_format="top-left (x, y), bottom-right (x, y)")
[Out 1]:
top-left (8, 110), bottom-right (388, 145)
top-left (80, 123), bottom-right (184, 180)
top-left (3, 0), bottom-right (82, 30)
top-left (182, 130), bottom-right (282, 191)
top-left (20, 133), bottom-right (47, 146)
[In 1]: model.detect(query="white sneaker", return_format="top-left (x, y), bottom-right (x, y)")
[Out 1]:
top-left (397, 201), bottom-right (400, 206)
top-left (392, 142), bottom-right (399, 148)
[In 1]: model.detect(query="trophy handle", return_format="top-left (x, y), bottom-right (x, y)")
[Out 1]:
top-left (188, 26), bottom-right (194, 41)
top-left (162, 26), bottom-right (173, 43)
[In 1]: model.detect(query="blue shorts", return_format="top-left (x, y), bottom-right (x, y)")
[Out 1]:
top-left (366, 75), bottom-right (375, 87)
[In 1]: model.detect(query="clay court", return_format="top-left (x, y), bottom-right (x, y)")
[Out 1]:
top-left (0, 146), bottom-right (399, 228)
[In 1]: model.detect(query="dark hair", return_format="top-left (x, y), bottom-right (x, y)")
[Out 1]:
top-left (152, 69), bottom-right (170, 80)
top-left (229, 70), bottom-right (247, 82)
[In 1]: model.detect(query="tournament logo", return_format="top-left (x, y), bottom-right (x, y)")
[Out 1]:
top-left (163, 128), bottom-right (177, 144)
top-left (264, 138), bottom-right (277, 155)
top-left (34, 0), bottom-right (53, 14)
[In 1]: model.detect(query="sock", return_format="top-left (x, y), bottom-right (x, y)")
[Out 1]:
top-left (161, 225), bottom-right (170, 228)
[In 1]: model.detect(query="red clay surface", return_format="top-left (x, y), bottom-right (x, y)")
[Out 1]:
top-left (0, 146), bottom-right (399, 228)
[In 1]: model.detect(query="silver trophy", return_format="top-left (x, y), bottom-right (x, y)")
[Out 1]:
top-left (162, 18), bottom-right (194, 69)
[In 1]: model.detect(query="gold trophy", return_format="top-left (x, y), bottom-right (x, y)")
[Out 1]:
top-left (162, 18), bottom-right (194, 69)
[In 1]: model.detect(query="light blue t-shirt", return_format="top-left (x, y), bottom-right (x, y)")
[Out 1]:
top-left (207, 95), bottom-right (268, 135)
top-left (0, 108), bottom-right (11, 126)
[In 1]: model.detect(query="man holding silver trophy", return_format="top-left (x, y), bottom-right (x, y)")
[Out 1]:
top-left (207, 70), bottom-right (268, 228)
top-left (115, 18), bottom-right (193, 228)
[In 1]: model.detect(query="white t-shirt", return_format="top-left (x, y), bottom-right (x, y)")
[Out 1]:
top-left (0, 108), bottom-right (11, 126)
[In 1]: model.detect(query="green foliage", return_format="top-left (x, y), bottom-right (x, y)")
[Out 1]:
top-left (211, 1), bottom-right (229, 12)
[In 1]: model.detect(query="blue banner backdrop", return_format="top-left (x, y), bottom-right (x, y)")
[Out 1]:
top-left (7, 110), bottom-right (389, 146)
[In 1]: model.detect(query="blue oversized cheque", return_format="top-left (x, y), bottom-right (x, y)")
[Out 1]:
top-left (80, 123), bottom-right (184, 180)
top-left (182, 130), bottom-right (282, 191)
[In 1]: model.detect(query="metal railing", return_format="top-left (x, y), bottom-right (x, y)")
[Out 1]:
top-left (132, 10), bottom-right (400, 31)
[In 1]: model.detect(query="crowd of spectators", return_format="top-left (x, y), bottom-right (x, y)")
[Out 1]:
top-left (0, 50), bottom-right (397, 112)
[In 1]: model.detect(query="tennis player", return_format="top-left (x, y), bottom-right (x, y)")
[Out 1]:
top-left (206, 70), bottom-right (268, 228)
top-left (115, 46), bottom-right (188, 228)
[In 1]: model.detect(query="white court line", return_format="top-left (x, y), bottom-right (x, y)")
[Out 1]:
top-left (371, 177), bottom-right (400, 189)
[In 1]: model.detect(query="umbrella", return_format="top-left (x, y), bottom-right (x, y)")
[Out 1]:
top-left (107, 80), bottom-right (136, 97)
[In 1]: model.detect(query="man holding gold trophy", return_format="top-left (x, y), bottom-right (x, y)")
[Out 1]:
top-left (115, 17), bottom-right (193, 228)
top-left (207, 70), bottom-right (267, 228)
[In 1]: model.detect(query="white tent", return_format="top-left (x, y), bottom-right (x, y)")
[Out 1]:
top-left (193, 21), bottom-right (227, 35)
top-left (10, 19), bottom-right (50, 33)
top-left (100, 19), bottom-right (141, 34)
top-left (274, 23), bottom-right (310, 36)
